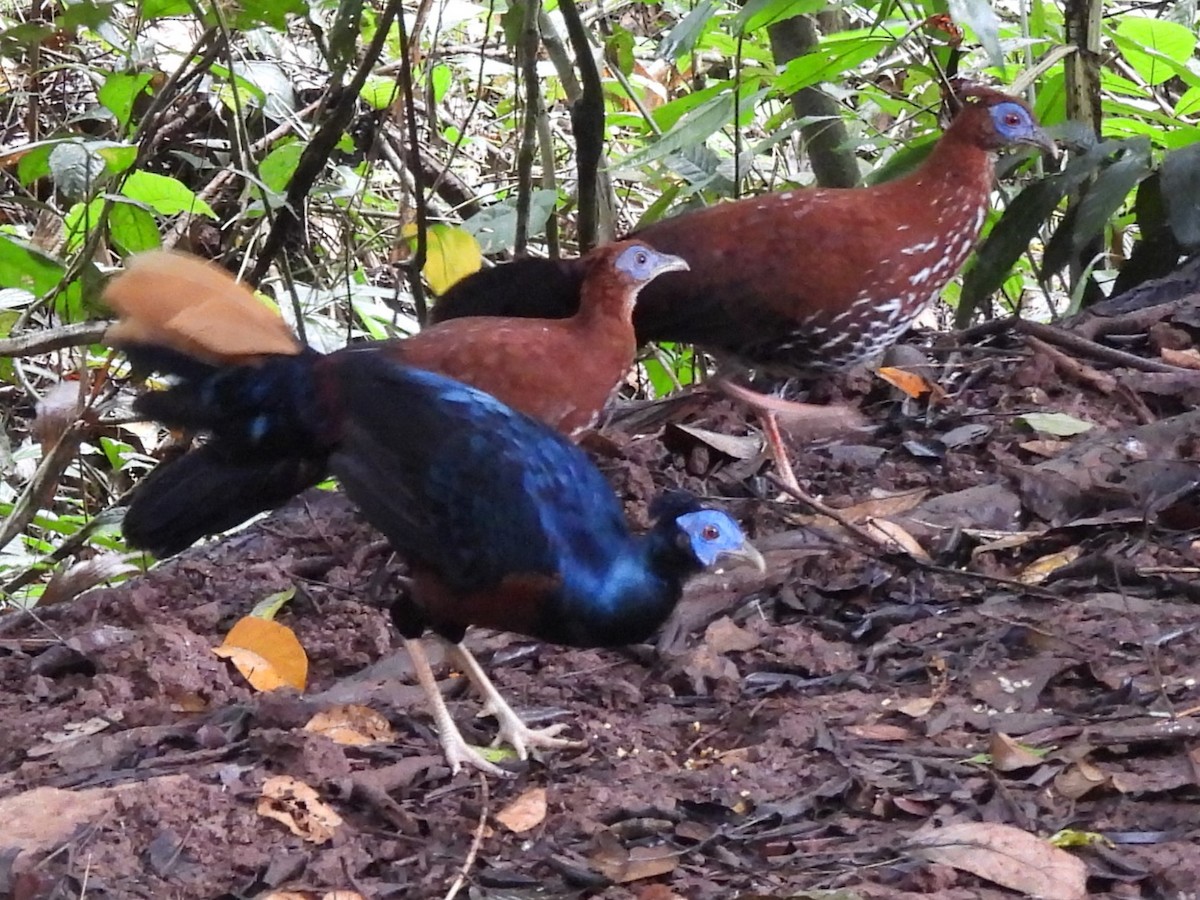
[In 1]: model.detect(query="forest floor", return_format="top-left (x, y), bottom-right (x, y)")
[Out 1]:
top-left (4, 277), bottom-right (1200, 899)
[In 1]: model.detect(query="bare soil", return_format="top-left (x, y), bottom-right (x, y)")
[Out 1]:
top-left (4, 296), bottom-right (1200, 899)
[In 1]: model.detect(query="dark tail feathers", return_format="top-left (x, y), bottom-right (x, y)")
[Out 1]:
top-left (430, 257), bottom-right (585, 324)
top-left (122, 348), bottom-right (332, 556)
top-left (123, 447), bottom-right (327, 557)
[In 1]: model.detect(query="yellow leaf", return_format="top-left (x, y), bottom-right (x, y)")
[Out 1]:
top-left (403, 223), bottom-right (482, 295)
top-left (250, 586), bottom-right (296, 620)
top-left (214, 616), bottom-right (307, 692)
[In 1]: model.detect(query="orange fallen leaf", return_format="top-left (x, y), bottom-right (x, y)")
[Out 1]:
top-left (877, 366), bottom-right (946, 400)
top-left (258, 776), bottom-right (343, 843)
top-left (495, 786), bottom-right (547, 833)
top-left (214, 616), bottom-right (307, 692)
top-left (305, 705), bottom-right (395, 746)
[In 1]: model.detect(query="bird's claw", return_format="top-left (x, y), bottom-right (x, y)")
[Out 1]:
top-left (489, 716), bottom-right (582, 759)
top-left (438, 728), bottom-right (515, 779)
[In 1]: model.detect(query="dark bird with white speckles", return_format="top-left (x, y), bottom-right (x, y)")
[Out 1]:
top-left (433, 83), bottom-right (1056, 490)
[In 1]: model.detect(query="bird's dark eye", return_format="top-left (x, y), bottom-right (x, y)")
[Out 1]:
top-left (1004, 112), bottom-right (1022, 126)
top-left (701, 524), bottom-right (720, 541)
top-left (636, 251), bottom-right (648, 265)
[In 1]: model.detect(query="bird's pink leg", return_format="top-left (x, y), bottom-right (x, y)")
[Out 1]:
top-left (403, 637), bottom-right (510, 778)
top-left (759, 408), bottom-right (803, 497)
top-left (716, 377), bottom-right (867, 496)
top-left (447, 643), bottom-right (582, 759)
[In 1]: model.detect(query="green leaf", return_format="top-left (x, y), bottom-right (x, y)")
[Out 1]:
top-left (360, 76), bottom-right (399, 111)
top-left (121, 170), bottom-right (217, 218)
top-left (96, 144), bottom-right (138, 176)
top-left (140, 0), bottom-right (191, 17)
top-left (960, 178), bottom-right (1067, 322)
top-left (462, 190), bottom-right (559, 254)
top-left (1113, 17), bottom-right (1198, 86)
top-left (620, 86), bottom-right (767, 170)
top-left (260, 141), bottom-right (305, 193)
top-left (15, 141), bottom-right (56, 186)
top-left (109, 202), bottom-right (161, 254)
top-left (775, 34), bottom-right (892, 95)
top-left (1161, 142), bottom-right (1200, 248)
top-left (1016, 412), bottom-right (1093, 437)
top-left (58, 0), bottom-right (120, 29)
top-left (98, 72), bottom-right (155, 132)
top-left (1176, 86), bottom-right (1200, 118)
top-left (430, 64), bottom-right (452, 104)
top-left (606, 25), bottom-right (635, 77)
top-left (228, 0), bottom-right (306, 30)
top-left (63, 198), bottom-right (106, 252)
top-left (732, 0), bottom-right (824, 34)
top-left (1067, 140), bottom-right (1152, 256)
top-left (947, 0), bottom-right (1004, 68)
top-left (659, 1), bottom-right (719, 61)
top-left (0, 237), bottom-right (65, 295)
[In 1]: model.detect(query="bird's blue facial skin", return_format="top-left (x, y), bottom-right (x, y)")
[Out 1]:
top-left (676, 509), bottom-right (750, 567)
top-left (990, 102), bottom-right (1037, 142)
top-left (615, 245), bottom-right (659, 280)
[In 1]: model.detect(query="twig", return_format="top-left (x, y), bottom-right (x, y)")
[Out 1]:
top-left (766, 475), bottom-right (1063, 601)
top-left (1024, 334), bottom-right (1116, 394)
top-left (513, 0), bottom-right (544, 256)
top-left (395, 4), bottom-right (430, 324)
top-left (249, 0), bottom-right (401, 286)
top-left (1016, 319), bottom-right (1185, 373)
top-left (443, 774), bottom-right (489, 900)
top-left (558, 0), bottom-right (604, 250)
top-left (959, 316), bottom-right (1188, 374)
top-left (0, 322), bottom-right (108, 357)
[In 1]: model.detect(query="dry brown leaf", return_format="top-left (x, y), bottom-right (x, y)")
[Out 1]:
top-left (1019, 546), bottom-right (1082, 584)
top-left (591, 831), bottom-right (679, 884)
top-left (844, 723), bottom-right (915, 741)
top-left (671, 423), bottom-right (761, 460)
top-left (258, 775), bottom-right (343, 843)
top-left (704, 616), bottom-right (760, 654)
top-left (835, 488), bottom-right (929, 523)
top-left (892, 697), bottom-right (937, 718)
top-left (1161, 346), bottom-right (1200, 369)
top-left (40, 554), bottom-right (140, 607)
top-left (323, 893), bottom-right (367, 900)
top-left (990, 733), bottom-right (1045, 772)
top-left (1055, 759), bottom-right (1110, 800)
top-left (636, 885), bottom-right (686, 900)
top-left (304, 705), bottom-right (396, 746)
top-left (495, 786), bottom-right (548, 833)
top-left (214, 616), bottom-right (308, 692)
top-left (864, 517), bottom-right (931, 561)
top-left (907, 821), bottom-right (1087, 899)
top-left (1020, 438), bottom-right (1073, 458)
top-left (27, 712), bottom-right (124, 758)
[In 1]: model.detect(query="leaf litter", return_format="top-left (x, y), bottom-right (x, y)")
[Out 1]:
top-left (5, 293), bottom-right (1200, 896)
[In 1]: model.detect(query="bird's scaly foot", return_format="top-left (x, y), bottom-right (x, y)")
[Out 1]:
top-left (451, 643), bottom-right (585, 760)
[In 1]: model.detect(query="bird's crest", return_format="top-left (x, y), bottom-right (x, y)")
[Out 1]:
top-left (103, 250), bottom-right (301, 366)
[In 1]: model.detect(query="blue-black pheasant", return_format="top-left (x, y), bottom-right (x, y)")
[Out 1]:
top-left (103, 251), bottom-right (762, 775)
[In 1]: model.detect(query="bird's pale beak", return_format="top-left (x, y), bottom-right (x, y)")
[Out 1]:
top-left (655, 253), bottom-right (690, 277)
top-left (719, 542), bottom-right (766, 573)
top-left (1024, 126), bottom-right (1059, 159)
